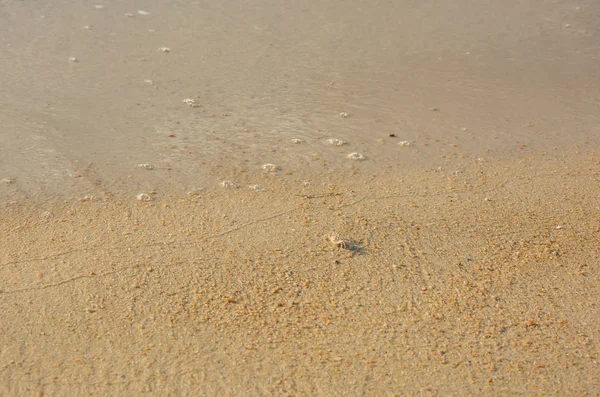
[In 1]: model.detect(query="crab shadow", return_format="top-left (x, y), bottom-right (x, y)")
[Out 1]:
top-left (340, 240), bottom-right (367, 255)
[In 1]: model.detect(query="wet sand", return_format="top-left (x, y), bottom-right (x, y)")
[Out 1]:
top-left (1, 0), bottom-right (600, 395)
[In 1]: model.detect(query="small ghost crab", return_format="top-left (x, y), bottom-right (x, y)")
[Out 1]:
top-left (326, 233), bottom-right (355, 251)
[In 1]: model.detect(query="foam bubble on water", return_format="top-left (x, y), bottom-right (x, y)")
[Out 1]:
top-left (80, 195), bottom-right (98, 202)
top-left (220, 180), bottom-right (237, 188)
top-left (262, 163), bottom-right (280, 172)
top-left (182, 98), bottom-right (200, 107)
top-left (325, 138), bottom-right (346, 146)
top-left (41, 211), bottom-right (54, 221)
top-left (137, 193), bottom-right (152, 201)
top-left (347, 152), bottom-right (365, 161)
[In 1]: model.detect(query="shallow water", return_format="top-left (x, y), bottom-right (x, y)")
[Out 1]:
top-left (1, 0), bottom-right (599, 200)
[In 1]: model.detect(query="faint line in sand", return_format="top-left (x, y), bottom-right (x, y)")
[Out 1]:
top-left (0, 270), bottom-right (116, 294)
top-left (0, 209), bottom-right (297, 269)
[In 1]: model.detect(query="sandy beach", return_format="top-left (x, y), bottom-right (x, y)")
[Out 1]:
top-left (1, 0), bottom-right (600, 395)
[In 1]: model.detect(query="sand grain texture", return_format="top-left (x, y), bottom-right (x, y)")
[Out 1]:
top-left (2, 156), bottom-right (600, 396)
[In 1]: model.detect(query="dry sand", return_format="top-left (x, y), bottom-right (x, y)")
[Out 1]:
top-left (1, 0), bottom-right (600, 395)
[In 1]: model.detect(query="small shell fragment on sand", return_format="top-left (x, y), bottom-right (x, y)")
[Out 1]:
top-left (2, 177), bottom-right (15, 185)
top-left (137, 10), bottom-right (151, 15)
top-left (290, 138), bottom-right (303, 144)
top-left (262, 163), bottom-right (280, 172)
top-left (68, 57), bottom-right (78, 63)
top-left (136, 193), bottom-right (152, 201)
top-left (182, 98), bottom-right (200, 107)
top-left (158, 47), bottom-right (171, 53)
top-left (137, 163), bottom-right (155, 170)
top-left (339, 112), bottom-right (349, 118)
top-left (220, 180), bottom-right (237, 188)
top-left (94, 5), bottom-right (104, 9)
top-left (398, 140), bottom-right (410, 147)
top-left (248, 184), bottom-right (264, 191)
top-left (347, 152), bottom-right (365, 161)
top-left (325, 138), bottom-right (346, 146)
